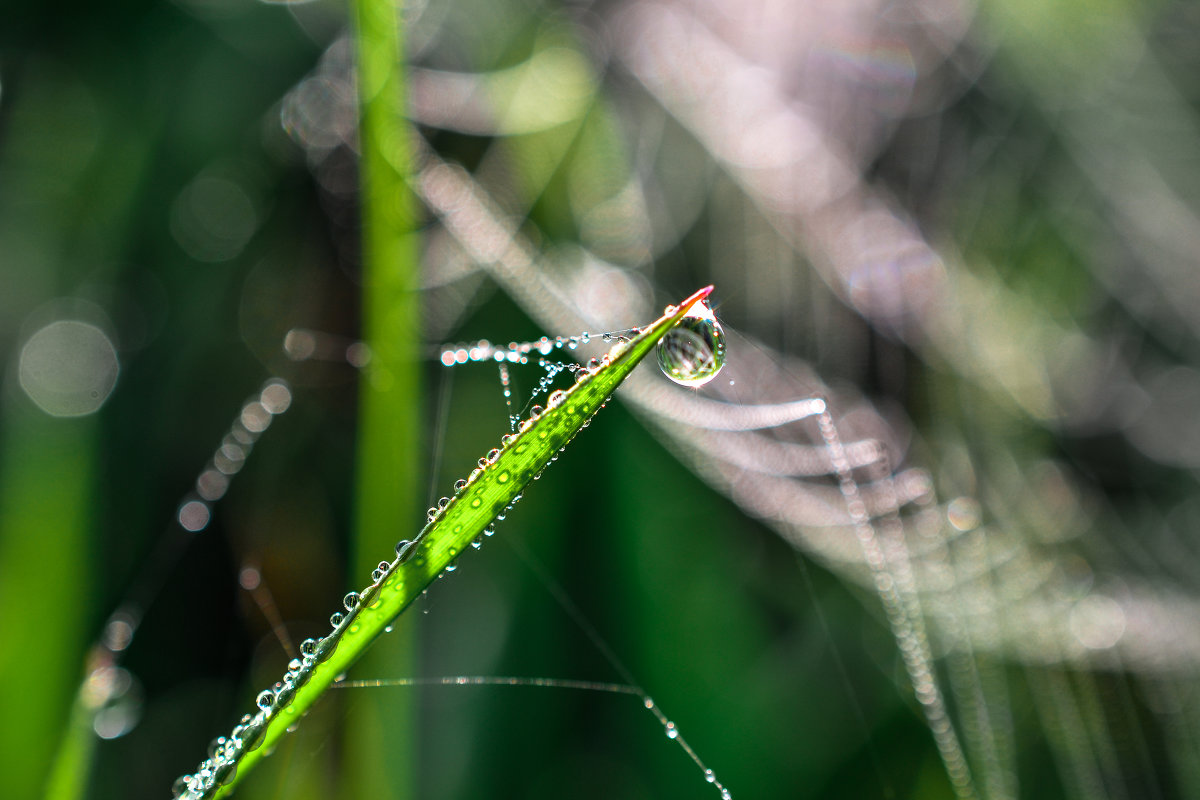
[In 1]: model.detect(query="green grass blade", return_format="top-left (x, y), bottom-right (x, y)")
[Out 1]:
top-left (0, 412), bottom-right (95, 800)
top-left (348, 0), bottom-right (421, 793)
top-left (178, 286), bottom-right (715, 800)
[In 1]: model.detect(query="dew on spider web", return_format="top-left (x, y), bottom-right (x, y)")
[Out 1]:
top-left (435, 322), bottom-right (650, 425)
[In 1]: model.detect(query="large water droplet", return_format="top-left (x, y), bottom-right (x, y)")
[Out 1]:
top-left (657, 300), bottom-right (725, 387)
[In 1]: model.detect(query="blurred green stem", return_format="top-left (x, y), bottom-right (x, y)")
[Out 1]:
top-left (0, 410), bottom-right (94, 800)
top-left (348, 0), bottom-right (421, 797)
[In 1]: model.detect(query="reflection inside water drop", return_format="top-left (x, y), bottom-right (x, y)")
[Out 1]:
top-left (657, 300), bottom-right (726, 387)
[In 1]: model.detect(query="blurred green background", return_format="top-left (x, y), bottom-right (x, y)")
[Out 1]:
top-left (5, 0), bottom-right (1200, 798)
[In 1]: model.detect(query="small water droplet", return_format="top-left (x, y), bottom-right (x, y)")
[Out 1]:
top-left (256, 691), bottom-right (275, 711)
top-left (454, 479), bottom-right (467, 492)
top-left (299, 638), bottom-right (318, 658)
top-left (208, 736), bottom-right (227, 760)
top-left (437, 496), bottom-right (451, 509)
top-left (470, 536), bottom-right (483, 549)
top-left (657, 300), bottom-right (726, 387)
top-left (241, 717), bottom-right (267, 750)
top-left (665, 721), bottom-right (678, 739)
top-left (384, 624), bottom-right (394, 633)
top-left (705, 769), bottom-right (715, 783)
top-left (396, 540), bottom-right (414, 559)
top-left (445, 561), bottom-right (457, 573)
top-left (343, 592), bottom-right (360, 611)
top-left (486, 448), bottom-right (501, 463)
top-left (501, 434), bottom-right (516, 446)
top-left (529, 405), bottom-right (544, 419)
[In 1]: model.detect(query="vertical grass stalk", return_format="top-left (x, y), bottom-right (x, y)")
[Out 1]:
top-left (350, 0), bottom-right (421, 797)
top-left (0, 411), bottom-right (95, 800)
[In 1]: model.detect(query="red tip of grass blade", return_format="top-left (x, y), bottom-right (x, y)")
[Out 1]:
top-left (678, 285), bottom-right (714, 314)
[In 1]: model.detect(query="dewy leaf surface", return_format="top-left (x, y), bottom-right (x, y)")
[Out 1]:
top-left (179, 286), bottom-right (715, 800)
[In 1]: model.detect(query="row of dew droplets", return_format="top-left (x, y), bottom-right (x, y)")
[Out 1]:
top-left (179, 379), bottom-right (293, 534)
top-left (439, 328), bottom-right (643, 433)
top-left (174, 292), bottom-right (730, 800)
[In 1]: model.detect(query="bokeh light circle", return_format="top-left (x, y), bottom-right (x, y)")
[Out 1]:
top-left (18, 320), bottom-right (119, 417)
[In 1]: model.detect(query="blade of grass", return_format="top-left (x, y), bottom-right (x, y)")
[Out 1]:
top-left (348, 0), bottom-right (421, 794)
top-left (178, 285), bottom-right (714, 799)
top-left (0, 411), bottom-right (95, 800)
